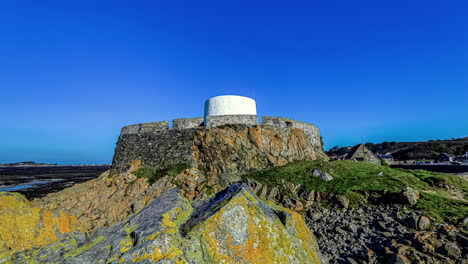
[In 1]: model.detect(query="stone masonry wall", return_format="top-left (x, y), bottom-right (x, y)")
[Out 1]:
top-left (173, 117), bottom-right (204, 130)
top-left (262, 116), bottom-right (323, 154)
top-left (205, 115), bottom-right (258, 128)
top-left (120, 121), bottom-right (169, 135)
top-left (111, 128), bottom-right (199, 173)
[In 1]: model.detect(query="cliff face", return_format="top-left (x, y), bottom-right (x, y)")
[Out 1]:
top-left (8, 184), bottom-right (324, 264)
top-left (112, 124), bottom-right (327, 176)
top-left (194, 125), bottom-right (326, 176)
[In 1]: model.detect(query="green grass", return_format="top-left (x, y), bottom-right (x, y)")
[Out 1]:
top-left (133, 164), bottom-right (191, 184)
top-left (243, 160), bottom-right (468, 224)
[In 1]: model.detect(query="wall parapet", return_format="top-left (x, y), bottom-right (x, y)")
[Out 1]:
top-left (173, 117), bottom-right (204, 130)
top-left (121, 121), bottom-right (169, 135)
top-left (262, 116), bottom-right (322, 152)
top-left (205, 115), bottom-right (258, 128)
top-left (118, 116), bottom-right (320, 144)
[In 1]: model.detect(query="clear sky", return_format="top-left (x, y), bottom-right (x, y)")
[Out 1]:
top-left (1, 1), bottom-right (467, 164)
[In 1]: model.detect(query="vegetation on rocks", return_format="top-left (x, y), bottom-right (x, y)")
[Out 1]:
top-left (133, 163), bottom-right (191, 184)
top-left (243, 160), bottom-right (468, 223)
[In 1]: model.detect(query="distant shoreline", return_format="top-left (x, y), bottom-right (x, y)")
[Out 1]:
top-left (0, 164), bottom-right (111, 167)
top-left (0, 165), bottom-right (110, 199)
top-left (0, 161), bottom-right (110, 168)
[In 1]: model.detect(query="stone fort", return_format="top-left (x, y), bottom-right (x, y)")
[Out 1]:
top-left (111, 95), bottom-right (326, 175)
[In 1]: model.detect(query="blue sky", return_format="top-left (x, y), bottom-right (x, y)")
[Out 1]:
top-left (0, 1), bottom-right (467, 164)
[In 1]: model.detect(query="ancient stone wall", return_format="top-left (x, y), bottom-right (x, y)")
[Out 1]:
top-left (173, 117), bottom-right (204, 130)
top-left (120, 121), bottom-right (169, 135)
top-left (205, 115), bottom-right (258, 128)
top-left (262, 116), bottom-right (323, 154)
top-left (111, 128), bottom-right (199, 173)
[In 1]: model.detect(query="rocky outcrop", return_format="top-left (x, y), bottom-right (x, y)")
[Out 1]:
top-left (112, 124), bottom-right (327, 175)
top-left (33, 164), bottom-right (230, 232)
top-left (8, 184), bottom-right (324, 264)
top-left (193, 125), bottom-right (327, 176)
top-left (0, 192), bottom-right (82, 259)
top-left (33, 168), bottom-right (171, 232)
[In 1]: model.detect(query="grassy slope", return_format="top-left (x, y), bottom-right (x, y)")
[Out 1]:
top-left (243, 160), bottom-right (468, 224)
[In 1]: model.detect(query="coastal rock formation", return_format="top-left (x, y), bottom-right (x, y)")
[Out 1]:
top-left (33, 166), bottom-right (174, 232)
top-left (34, 162), bottom-right (233, 232)
top-left (0, 192), bottom-right (82, 259)
top-left (193, 125), bottom-right (325, 176)
top-left (112, 123), bottom-right (327, 176)
top-left (8, 184), bottom-right (323, 264)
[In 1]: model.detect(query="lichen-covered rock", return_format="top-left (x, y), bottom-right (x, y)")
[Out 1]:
top-left (10, 184), bottom-right (324, 264)
top-left (32, 167), bottom-right (175, 232)
top-left (9, 188), bottom-right (193, 264)
top-left (33, 165), bottom-right (225, 233)
top-left (183, 183), bottom-right (323, 263)
top-left (0, 192), bottom-right (82, 260)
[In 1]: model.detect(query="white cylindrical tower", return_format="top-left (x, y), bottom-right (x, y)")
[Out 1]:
top-left (204, 95), bottom-right (257, 123)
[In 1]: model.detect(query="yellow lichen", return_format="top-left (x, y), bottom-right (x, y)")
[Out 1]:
top-left (63, 236), bottom-right (106, 259)
top-left (132, 245), bottom-right (187, 263)
top-left (161, 213), bottom-right (177, 234)
top-left (119, 237), bottom-right (134, 253)
top-left (145, 231), bottom-right (162, 240)
top-left (191, 190), bottom-right (321, 263)
top-left (0, 192), bottom-right (82, 253)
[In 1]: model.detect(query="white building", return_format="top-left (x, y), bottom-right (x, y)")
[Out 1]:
top-left (204, 95), bottom-right (257, 124)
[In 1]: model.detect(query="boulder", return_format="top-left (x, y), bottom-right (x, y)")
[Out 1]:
top-left (335, 195), bottom-right (350, 209)
top-left (319, 172), bottom-right (334, 181)
top-left (400, 187), bottom-right (420, 206)
top-left (312, 169), bottom-right (334, 181)
top-left (439, 241), bottom-right (461, 259)
top-left (10, 184), bottom-right (324, 264)
top-left (405, 215), bottom-right (431, 230)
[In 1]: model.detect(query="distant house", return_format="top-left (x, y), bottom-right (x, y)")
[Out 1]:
top-left (345, 144), bottom-right (382, 165)
top-left (436, 153), bottom-right (453, 163)
top-left (379, 154), bottom-right (394, 164)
